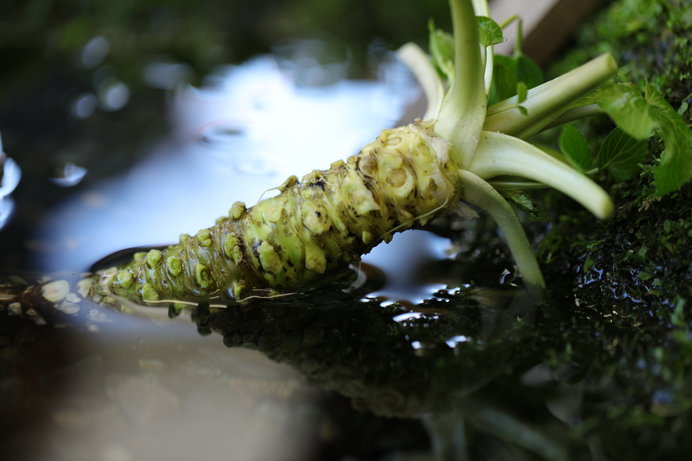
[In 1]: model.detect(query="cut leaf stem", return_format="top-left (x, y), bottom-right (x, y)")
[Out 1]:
top-left (468, 132), bottom-right (614, 219)
top-left (484, 53), bottom-right (617, 137)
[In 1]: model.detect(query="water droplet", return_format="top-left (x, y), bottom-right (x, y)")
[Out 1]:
top-left (499, 268), bottom-right (512, 284)
top-left (393, 312), bottom-right (423, 323)
top-left (199, 123), bottom-right (246, 144)
top-left (444, 335), bottom-right (469, 348)
top-left (81, 36), bottom-right (110, 69)
top-left (49, 162), bottom-right (88, 188)
top-left (99, 81), bottom-right (130, 111)
top-left (70, 93), bottom-right (98, 119)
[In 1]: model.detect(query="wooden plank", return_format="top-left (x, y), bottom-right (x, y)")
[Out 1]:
top-left (490, 0), bottom-right (606, 63)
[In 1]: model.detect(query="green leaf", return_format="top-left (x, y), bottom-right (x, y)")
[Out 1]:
top-left (504, 190), bottom-right (538, 216)
top-left (598, 82), bottom-right (692, 196)
top-left (516, 55), bottom-right (543, 89)
top-left (596, 128), bottom-right (648, 180)
top-left (487, 54), bottom-right (542, 106)
top-left (488, 55), bottom-right (517, 104)
top-left (598, 83), bottom-right (657, 139)
top-left (559, 125), bottom-right (592, 172)
top-left (638, 271), bottom-right (653, 281)
top-left (476, 16), bottom-right (505, 47)
top-left (428, 16), bottom-right (506, 84)
top-left (645, 83), bottom-right (692, 196)
top-left (671, 297), bottom-right (687, 330)
top-left (516, 81), bottom-right (528, 103)
top-left (428, 19), bottom-right (455, 81)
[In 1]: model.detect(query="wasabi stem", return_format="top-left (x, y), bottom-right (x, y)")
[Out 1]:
top-left (460, 170), bottom-right (545, 294)
top-left (542, 104), bottom-right (603, 130)
top-left (468, 132), bottom-right (613, 219)
top-left (471, 0), bottom-right (494, 92)
top-left (435, 0), bottom-right (486, 166)
top-left (397, 43), bottom-right (445, 120)
top-left (419, 0), bottom-right (614, 295)
top-left (484, 53), bottom-right (618, 137)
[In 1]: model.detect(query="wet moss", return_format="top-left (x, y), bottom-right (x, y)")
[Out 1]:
top-left (550, 0), bottom-right (691, 108)
top-left (530, 0), bottom-right (692, 455)
top-left (541, 0), bottom-right (691, 318)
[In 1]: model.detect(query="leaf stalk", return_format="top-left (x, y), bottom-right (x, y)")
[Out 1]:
top-left (435, 0), bottom-right (487, 167)
top-left (484, 53), bottom-right (617, 137)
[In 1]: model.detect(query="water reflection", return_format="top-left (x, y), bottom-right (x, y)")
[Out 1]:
top-left (0, 137), bottom-right (21, 231)
top-left (363, 230), bottom-right (456, 305)
top-left (81, 36), bottom-right (110, 69)
top-left (187, 284), bottom-right (565, 459)
top-left (48, 162), bottom-right (88, 188)
top-left (2, 312), bottom-right (324, 461)
top-left (98, 80), bottom-right (130, 111)
top-left (0, 138), bottom-right (21, 198)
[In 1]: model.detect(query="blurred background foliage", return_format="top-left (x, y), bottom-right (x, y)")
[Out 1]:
top-left (549, 0), bottom-right (691, 107)
top-left (0, 0), bottom-right (450, 94)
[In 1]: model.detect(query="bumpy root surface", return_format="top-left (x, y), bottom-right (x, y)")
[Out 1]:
top-left (98, 121), bottom-right (463, 304)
